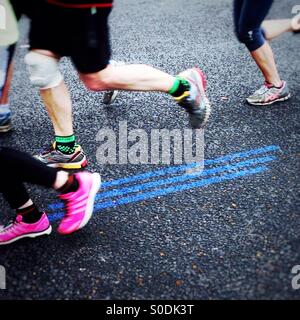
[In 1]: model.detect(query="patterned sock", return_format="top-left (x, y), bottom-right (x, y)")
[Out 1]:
top-left (55, 135), bottom-right (76, 155)
top-left (169, 77), bottom-right (191, 97)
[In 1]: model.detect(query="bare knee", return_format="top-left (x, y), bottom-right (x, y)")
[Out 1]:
top-left (79, 70), bottom-right (114, 91)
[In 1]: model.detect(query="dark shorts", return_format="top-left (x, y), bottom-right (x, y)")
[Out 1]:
top-left (29, 4), bottom-right (112, 73)
top-left (233, 0), bottom-right (274, 51)
top-left (10, 0), bottom-right (38, 20)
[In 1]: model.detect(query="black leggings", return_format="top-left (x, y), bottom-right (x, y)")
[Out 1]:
top-left (0, 147), bottom-right (57, 209)
top-left (234, 0), bottom-right (274, 52)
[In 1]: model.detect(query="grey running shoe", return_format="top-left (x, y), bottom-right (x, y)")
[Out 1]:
top-left (102, 60), bottom-right (125, 105)
top-left (0, 110), bottom-right (12, 133)
top-left (246, 81), bottom-right (291, 106)
top-left (175, 67), bottom-right (211, 129)
top-left (35, 143), bottom-right (87, 169)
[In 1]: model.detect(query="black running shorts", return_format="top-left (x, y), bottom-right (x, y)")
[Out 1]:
top-left (10, 0), bottom-right (37, 19)
top-left (29, 4), bottom-right (112, 73)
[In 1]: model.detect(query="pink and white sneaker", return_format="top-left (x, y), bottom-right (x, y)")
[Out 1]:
top-left (246, 81), bottom-right (291, 106)
top-left (57, 172), bottom-right (101, 235)
top-left (0, 213), bottom-right (52, 245)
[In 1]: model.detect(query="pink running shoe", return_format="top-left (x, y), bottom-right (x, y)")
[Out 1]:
top-left (57, 172), bottom-right (101, 235)
top-left (0, 213), bottom-right (52, 245)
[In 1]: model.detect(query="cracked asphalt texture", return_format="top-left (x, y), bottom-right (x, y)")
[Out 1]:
top-left (0, 0), bottom-right (299, 300)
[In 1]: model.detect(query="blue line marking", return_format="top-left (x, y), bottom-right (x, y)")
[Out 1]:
top-left (48, 145), bottom-right (279, 211)
top-left (93, 166), bottom-right (268, 210)
top-left (101, 145), bottom-right (279, 189)
top-left (48, 212), bottom-right (64, 222)
top-left (48, 166), bottom-right (268, 222)
top-left (96, 156), bottom-right (276, 200)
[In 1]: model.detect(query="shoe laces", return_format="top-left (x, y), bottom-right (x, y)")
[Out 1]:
top-left (39, 143), bottom-right (55, 156)
top-left (0, 218), bottom-right (18, 234)
top-left (255, 83), bottom-right (271, 95)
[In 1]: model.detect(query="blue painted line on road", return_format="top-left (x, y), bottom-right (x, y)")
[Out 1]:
top-left (93, 166), bottom-right (268, 211)
top-left (48, 212), bottom-right (64, 222)
top-left (96, 156), bottom-right (276, 201)
top-left (101, 145), bottom-right (279, 189)
top-left (48, 145), bottom-right (279, 211)
top-left (48, 166), bottom-right (268, 222)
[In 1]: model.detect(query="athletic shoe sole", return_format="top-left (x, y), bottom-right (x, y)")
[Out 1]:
top-left (191, 68), bottom-right (211, 128)
top-left (47, 157), bottom-right (88, 170)
top-left (247, 93), bottom-right (291, 106)
top-left (0, 124), bottom-right (12, 133)
top-left (0, 225), bottom-right (52, 245)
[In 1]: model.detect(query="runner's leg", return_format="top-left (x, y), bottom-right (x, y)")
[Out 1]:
top-left (234, 0), bottom-right (290, 105)
top-left (25, 1), bottom-right (86, 169)
top-left (262, 19), bottom-right (294, 40)
top-left (0, 45), bottom-right (15, 132)
top-left (0, 147), bottom-right (100, 244)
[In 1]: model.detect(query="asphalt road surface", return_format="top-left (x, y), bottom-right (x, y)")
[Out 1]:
top-left (0, 0), bottom-right (299, 300)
